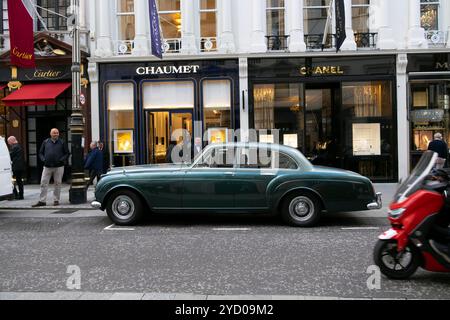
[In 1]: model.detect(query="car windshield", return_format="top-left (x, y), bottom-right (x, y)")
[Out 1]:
top-left (393, 150), bottom-right (437, 202)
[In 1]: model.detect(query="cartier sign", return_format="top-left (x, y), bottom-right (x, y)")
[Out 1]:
top-left (21, 66), bottom-right (71, 81)
top-left (300, 66), bottom-right (344, 76)
top-left (136, 65), bottom-right (200, 75)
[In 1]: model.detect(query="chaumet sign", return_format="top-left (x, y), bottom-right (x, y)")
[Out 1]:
top-left (136, 65), bottom-right (200, 75)
top-left (299, 65), bottom-right (344, 76)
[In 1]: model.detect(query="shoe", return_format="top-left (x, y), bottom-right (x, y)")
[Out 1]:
top-left (32, 202), bottom-right (46, 207)
top-left (429, 240), bottom-right (450, 263)
top-left (53, 201), bottom-right (59, 206)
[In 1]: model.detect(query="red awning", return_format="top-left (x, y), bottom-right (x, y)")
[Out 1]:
top-left (2, 82), bottom-right (71, 107)
top-left (0, 84), bottom-right (7, 91)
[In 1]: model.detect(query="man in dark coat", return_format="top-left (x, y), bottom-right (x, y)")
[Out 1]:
top-left (7, 136), bottom-right (25, 200)
top-left (33, 128), bottom-right (70, 207)
top-left (98, 141), bottom-right (110, 174)
top-left (85, 141), bottom-right (104, 186)
top-left (428, 132), bottom-right (448, 169)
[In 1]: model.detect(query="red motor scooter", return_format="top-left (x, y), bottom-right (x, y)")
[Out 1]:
top-left (374, 151), bottom-right (450, 279)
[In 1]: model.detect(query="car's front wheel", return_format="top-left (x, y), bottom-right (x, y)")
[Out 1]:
top-left (106, 189), bottom-right (144, 226)
top-left (281, 192), bottom-right (322, 227)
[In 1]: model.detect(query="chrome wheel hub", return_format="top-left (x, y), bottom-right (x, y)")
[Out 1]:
top-left (112, 195), bottom-right (135, 219)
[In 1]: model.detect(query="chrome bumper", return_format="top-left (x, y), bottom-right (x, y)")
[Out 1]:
top-left (91, 201), bottom-right (102, 209)
top-left (367, 192), bottom-right (382, 210)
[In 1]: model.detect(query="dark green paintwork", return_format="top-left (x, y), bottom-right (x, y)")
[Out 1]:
top-left (94, 143), bottom-right (378, 214)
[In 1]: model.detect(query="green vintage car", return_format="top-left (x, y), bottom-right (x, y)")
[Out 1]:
top-left (92, 143), bottom-right (382, 227)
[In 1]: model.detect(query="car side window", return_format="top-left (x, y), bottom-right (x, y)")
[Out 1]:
top-left (274, 152), bottom-right (299, 170)
top-left (238, 148), bottom-right (272, 169)
top-left (193, 147), bottom-right (235, 168)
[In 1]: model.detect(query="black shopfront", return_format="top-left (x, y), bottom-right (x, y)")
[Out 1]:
top-left (408, 53), bottom-right (450, 169)
top-left (248, 55), bottom-right (398, 182)
top-left (99, 59), bottom-right (239, 167)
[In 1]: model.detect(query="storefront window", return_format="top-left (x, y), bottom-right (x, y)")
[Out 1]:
top-left (420, 0), bottom-right (439, 31)
top-left (203, 79), bottom-right (231, 141)
top-left (116, 0), bottom-right (135, 41)
top-left (410, 81), bottom-right (450, 166)
top-left (143, 81), bottom-right (194, 109)
top-left (200, 0), bottom-right (217, 51)
top-left (159, 0), bottom-right (181, 41)
top-left (37, 0), bottom-right (70, 31)
top-left (253, 83), bottom-right (304, 150)
top-left (342, 81), bottom-right (394, 180)
top-left (107, 83), bottom-right (135, 167)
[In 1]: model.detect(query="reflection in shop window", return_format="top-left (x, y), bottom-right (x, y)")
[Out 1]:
top-left (203, 79), bottom-right (231, 143)
top-left (107, 83), bottom-right (135, 167)
top-left (342, 81), bottom-right (392, 118)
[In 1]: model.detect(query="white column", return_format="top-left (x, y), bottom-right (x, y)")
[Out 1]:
top-left (88, 62), bottom-right (100, 142)
top-left (239, 58), bottom-right (249, 142)
top-left (132, 0), bottom-right (150, 55)
top-left (79, 0), bottom-right (86, 28)
top-left (218, 0), bottom-right (236, 53)
top-left (95, 0), bottom-right (113, 57)
top-left (181, 0), bottom-right (197, 54)
top-left (250, 0), bottom-right (266, 53)
top-left (407, 0), bottom-right (428, 49)
top-left (340, 0), bottom-right (356, 50)
top-left (376, 0), bottom-right (396, 49)
top-left (286, 0), bottom-right (306, 52)
top-left (397, 54), bottom-right (410, 182)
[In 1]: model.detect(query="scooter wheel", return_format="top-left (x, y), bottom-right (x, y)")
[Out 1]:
top-left (374, 240), bottom-right (421, 280)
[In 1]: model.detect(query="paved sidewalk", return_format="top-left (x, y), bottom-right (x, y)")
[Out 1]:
top-left (0, 183), bottom-right (397, 211)
top-left (0, 184), bottom-right (96, 210)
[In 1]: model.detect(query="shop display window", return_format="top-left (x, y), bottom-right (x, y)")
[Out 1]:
top-left (107, 83), bottom-right (135, 167)
top-left (203, 79), bottom-right (231, 135)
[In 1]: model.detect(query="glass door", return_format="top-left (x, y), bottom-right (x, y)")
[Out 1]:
top-left (146, 110), bottom-right (193, 164)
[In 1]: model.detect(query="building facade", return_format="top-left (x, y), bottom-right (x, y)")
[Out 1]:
top-left (2, 0), bottom-right (450, 183)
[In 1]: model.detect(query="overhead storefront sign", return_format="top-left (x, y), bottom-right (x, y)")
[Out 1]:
top-left (410, 109), bottom-right (444, 123)
top-left (407, 53), bottom-right (450, 73)
top-left (136, 65), bottom-right (200, 75)
top-left (299, 66), bottom-right (344, 76)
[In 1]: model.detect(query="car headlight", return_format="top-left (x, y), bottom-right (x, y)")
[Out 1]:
top-left (388, 208), bottom-right (405, 218)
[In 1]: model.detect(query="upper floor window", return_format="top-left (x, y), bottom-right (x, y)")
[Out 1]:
top-left (37, 0), bottom-right (70, 31)
top-left (266, 0), bottom-right (285, 36)
top-left (352, 0), bottom-right (370, 33)
top-left (1, 0), bottom-right (8, 34)
top-left (159, 0), bottom-right (181, 39)
top-left (420, 0), bottom-right (439, 31)
top-left (200, 0), bottom-right (217, 51)
top-left (116, 0), bottom-right (135, 41)
top-left (304, 0), bottom-right (332, 49)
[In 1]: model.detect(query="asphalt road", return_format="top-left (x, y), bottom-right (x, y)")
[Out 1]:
top-left (0, 209), bottom-right (449, 299)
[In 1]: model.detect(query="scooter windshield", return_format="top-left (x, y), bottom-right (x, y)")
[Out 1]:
top-left (393, 151), bottom-right (438, 203)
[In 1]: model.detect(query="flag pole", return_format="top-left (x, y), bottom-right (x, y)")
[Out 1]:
top-left (321, 0), bottom-right (334, 50)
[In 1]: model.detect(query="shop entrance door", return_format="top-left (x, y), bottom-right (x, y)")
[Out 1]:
top-left (146, 110), bottom-right (193, 164)
top-left (304, 83), bottom-right (340, 167)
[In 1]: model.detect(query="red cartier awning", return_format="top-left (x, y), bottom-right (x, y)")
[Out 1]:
top-left (0, 85), bottom-right (7, 90)
top-left (2, 82), bottom-right (71, 107)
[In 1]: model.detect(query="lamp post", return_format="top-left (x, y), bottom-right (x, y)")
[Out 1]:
top-left (69, 0), bottom-right (86, 204)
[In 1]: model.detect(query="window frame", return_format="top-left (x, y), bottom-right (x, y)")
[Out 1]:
top-left (115, 0), bottom-right (136, 41)
top-left (420, 0), bottom-right (440, 31)
top-left (36, 0), bottom-right (70, 31)
top-left (266, 0), bottom-right (286, 37)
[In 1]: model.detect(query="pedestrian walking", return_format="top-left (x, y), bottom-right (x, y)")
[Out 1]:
top-left (85, 141), bottom-right (104, 186)
top-left (98, 141), bottom-right (110, 174)
top-left (32, 128), bottom-right (70, 207)
top-left (428, 132), bottom-right (448, 169)
top-left (7, 136), bottom-right (25, 200)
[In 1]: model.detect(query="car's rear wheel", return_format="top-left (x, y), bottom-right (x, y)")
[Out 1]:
top-left (106, 189), bottom-right (144, 226)
top-left (281, 192), bottom-right (322, 227)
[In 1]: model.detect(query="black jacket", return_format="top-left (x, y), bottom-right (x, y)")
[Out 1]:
top-left (428, 140), bottom-right (448, 159)
top-left (9, 143), bottom-right (25, 172)
top-left (39, 138), bottom-right (70, 168)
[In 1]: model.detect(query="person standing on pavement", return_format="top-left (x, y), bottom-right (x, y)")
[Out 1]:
top-left (32, 128), bottom-right (70, 207)
top-left (98, 141), bottom-right (110, 174)
top-left (84, 141), bottom-right (103, 186)
top-left (428, 132), bottom-right (448, 169)
top-left (7, 136), bottom-right (25, 200)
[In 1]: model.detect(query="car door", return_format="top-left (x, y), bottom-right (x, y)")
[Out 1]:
top-left (0, 137), bottom-right (13, 198)
top-left (233, 147), bottom-right (277, 210)
top-left (182, 146), bottom-right (236, 210)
